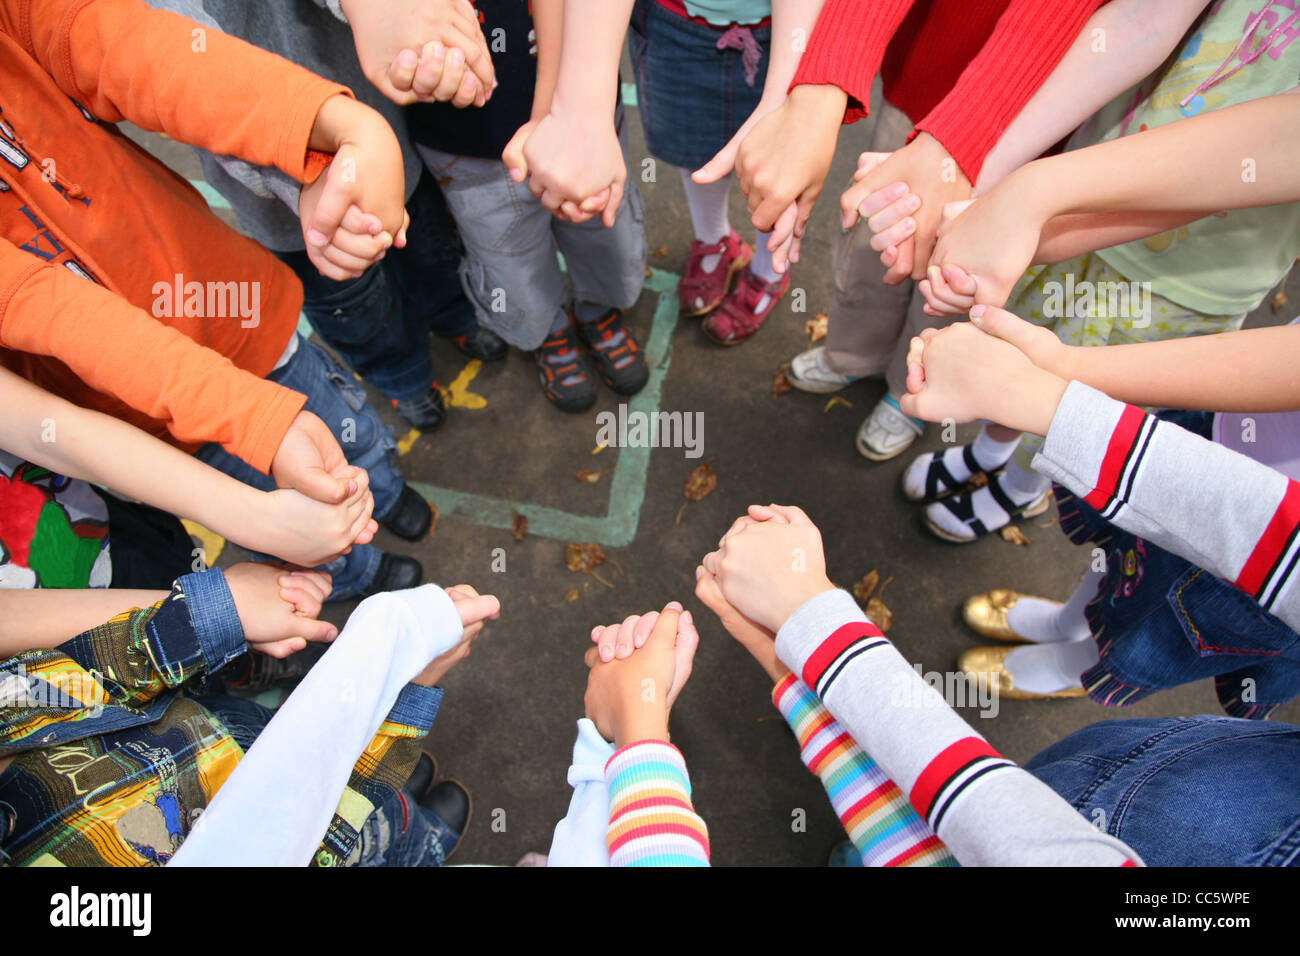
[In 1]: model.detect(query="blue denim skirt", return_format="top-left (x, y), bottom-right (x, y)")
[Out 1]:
top-left (628, 0), bottom-right (770, 169)
top-left (1057, 410), bottom-right (1300, 718)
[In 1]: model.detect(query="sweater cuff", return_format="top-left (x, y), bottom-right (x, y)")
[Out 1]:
top-left (790, 0), bottom-right (916, 124)
top-left (1031, 380), bottom-right (1134, 500)
top-left (175, 569), bottom-right (247, 674)
top-left (385, 683), bottom-right (444, 735)
top-left (775, 588), bottom-right (886, 696)
top-left (605, 741), bottom-right (710, 866)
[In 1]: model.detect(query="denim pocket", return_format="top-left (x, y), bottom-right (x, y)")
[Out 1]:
top-left (1170, 568), bottom-right (1300, 659)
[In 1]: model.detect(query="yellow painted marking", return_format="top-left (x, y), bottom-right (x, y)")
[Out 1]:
top-left (181, 520), bottom-right (225, 565)
top-left (397, 427), bottom-right (421, 456)
top-left (592, 443), bottom-right (607, 455)
top-left (445, 359), bottom-right (488, 409)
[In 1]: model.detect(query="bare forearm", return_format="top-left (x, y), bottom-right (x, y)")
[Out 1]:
top-left (1060, 326), bottom-right (1300, 413)
top-left (532, 0), bottom-right (564, 118)
top-left (552, 0), bottom-right (634, 116)
top-left (975, 0), bottom-right (1206, 192)
top-left (0, 589), bottom-right (168, 654)
top-left (763, 0), bottom-right (827, 104)
top-left (1034, 209), bottom-right (1211, 263)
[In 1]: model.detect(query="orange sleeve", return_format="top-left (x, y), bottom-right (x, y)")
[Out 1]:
top-left (7, 0), bottom-right (348, 184)
top-left (0, 240), bottom-right (305, 473)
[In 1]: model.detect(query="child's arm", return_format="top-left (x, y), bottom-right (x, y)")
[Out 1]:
top-left (520, 0), bottom-right (635, 227)
top-left (501, 0), bottom-right (562, 183)
top-left (974, 0), bottom-right (1209, 193)
top-left (922, 90), bottom-right (1300, 313)
top-left (901, 318), bottom-right (1300, 635)
top-left (702, 506), bottom-right (1141, 865)
top-left (584, 606), bottom-right (710, 866)
top-left (1, 367), bottom-right (376, 568)
top-left (690, 567), bottom-right (955, 867)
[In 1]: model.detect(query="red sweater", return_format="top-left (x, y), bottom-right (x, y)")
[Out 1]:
top-left (791, 0), bottom-right (1107, 183)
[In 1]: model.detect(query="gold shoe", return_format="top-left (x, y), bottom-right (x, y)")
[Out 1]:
top-left (956, 645), bottom-right (1087, 701)
top-left (962, 589), bottom-right (1060, 643)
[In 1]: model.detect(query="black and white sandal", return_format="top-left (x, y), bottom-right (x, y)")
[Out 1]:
top-left (922, 476), bottom-right (1051, 543)
top-left (901, 444), bottom-right (998, 504)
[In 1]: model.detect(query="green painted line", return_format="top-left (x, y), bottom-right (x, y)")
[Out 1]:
top-left (411, 267), bottom-right (680, 547)
top-left (189, 179), bottom-right (232, 211)
top-left (621, 82), bottom-right (638, 108)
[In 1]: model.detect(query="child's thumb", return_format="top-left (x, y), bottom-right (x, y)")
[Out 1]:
top-left (455, 593), bottom-right (501, 630)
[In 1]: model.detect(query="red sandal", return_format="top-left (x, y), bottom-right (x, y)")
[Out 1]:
top-left (677, 229), bottom-right (752, 317)
top-left (702, 265), bottom-right (790, 346)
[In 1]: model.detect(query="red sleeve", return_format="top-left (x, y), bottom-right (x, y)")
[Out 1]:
top-left (788, 0), bottom-right (918, 124)
top-left (913, 0), bottom-right (1107, 183)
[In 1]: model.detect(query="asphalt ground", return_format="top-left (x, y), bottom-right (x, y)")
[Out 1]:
top-left (131, 86), bottom-right (1300, 867)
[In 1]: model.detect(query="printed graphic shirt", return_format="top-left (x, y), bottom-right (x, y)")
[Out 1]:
top-left (0, 450), bottom-right (110, 589)
top-left (0, 569), bottom-right (437, 866)
top-left (1078, 0), bottom-right (1300, 316)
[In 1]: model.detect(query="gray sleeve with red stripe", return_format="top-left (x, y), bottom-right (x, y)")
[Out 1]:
top-left (1034, 382), bottom-right (1300, 630)
top-left (775, 589), bottom-right (1141, 866)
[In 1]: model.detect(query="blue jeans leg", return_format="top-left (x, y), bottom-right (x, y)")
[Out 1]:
top-left (1027, 715), bottom-right (1300, 866)
top-left (348, 788), bottom-right (456, 867)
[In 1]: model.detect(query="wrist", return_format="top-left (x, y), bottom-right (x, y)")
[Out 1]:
top-left (774, 577), bottom-right (837, 632)
top-left (612, 700), bottom-right (669, 749)
top-left (1014, 159), bottom-right (1069, 225)
top-left (1000, 365), bottom-right (1069, 437)
top-left (788, 83), bottom-right (849, 125)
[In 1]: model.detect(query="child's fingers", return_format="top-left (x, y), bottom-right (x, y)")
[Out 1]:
top-left (257, 637), bottom-right (307, 660)
top-left (602, 178), bottom-right (625, 229)
top-left (412, 41), bottom-right (447, 98)
top-left (766, 202), bottom-right (798, 256)
top-left (395, 210), bottom-right (410, 249)
top-left (644, 602), bottom-right (683, 654)
top-left (905, 336), bottom-right (927, 393)
top-left (883, 237), bottom-right (914, 285)
top-left (324, 227), bottom-right (389, 262)
top-left (596, 620), bottom-right (622, 662)
top-left (719, 513), bottom-right (757, 546)
top-left (451, 71), bottom-right (479, 110)
top-left (941, 264), bottom-right (979, 297)
top-left (339, 204), bottom-right (384, 237)
top-left (693, 566), bottom-right (729, 617)
top-left (433, 46), bottom-right (468, 102)
top-left (319, 242), bottom-right (374, 276)
top-left (922, 266), bottom-right (975, 314)
top-left (613, 614), bottom-right (641, 659)
top-left (307, 247), bottom-right (356, 283)
top-left (296, 617), bottom-right (339, 644)
top-left (278, 582), bottom-right (323, 619)
top-left (632, 611), bottom-right (660, 650)
top-left (866, 190), bottom-right (921, 236)
top-left (868, 215), bottom-right (917, 253)
top-left (764, 503), bottom-right (812, 526)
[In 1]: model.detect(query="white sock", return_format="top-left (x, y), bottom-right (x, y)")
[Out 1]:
top-left (972, 427), bottom-right (1022, 472)
top-left (925, 471), bottom-right (1044, 540)
top-left (1001, 456), bottom-right (1052, 499)
top-left (680, 169), bottom-right (732, 273)
top-left (1003, 638), bottom-right (1099, 694)
top-left (750, 230), bottom-right (781, 283)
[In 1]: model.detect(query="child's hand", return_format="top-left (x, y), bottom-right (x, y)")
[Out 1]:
top-left (522, 107), bottom-right (625, 228)
top-left (305, 95), bottom-right (411, 276)
top-left (298, 184), bottom-right (392, 282)
top-left (898, 311), bottom-right (1067, 436)
top-left (225, 562), bottom-right (337, 659)
top-left (700, 504), bottom-right (835, 634)
top-left (584, 603), bottom-right (700, 747)
top-left (694, 565), bottom-right (786, 683)
top-left (694, 95), bottom-right (800, 273)
top-left (840, 133), bottom-right (972, 285)
top-left (341, 0), bottom-right (494, 107)
top-left (256, 467), bottom-right (377, 567)
top-left (270, 410), bottom-right (356, 506)
top-left (412, 584), bottom-right (501, 687)
top-left (922, 186), bottom-right (1046, 314)
top-left (734, 85), bottom-right (846, 260)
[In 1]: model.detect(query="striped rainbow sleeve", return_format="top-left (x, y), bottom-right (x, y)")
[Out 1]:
top-left (605, 741), bottom-right (710, 867)
top-left (773, 674), bottom-right (956, 867)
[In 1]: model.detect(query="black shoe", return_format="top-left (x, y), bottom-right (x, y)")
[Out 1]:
top-left (394, 387), bottom-right (447, 431)
top-left (405, 751), bottom-right (437, 801)
top-left (576, 309), bottom-right (649, 395)
top-left (421, 779), bottom-right (472, 861)
top-left (453, 327), bottom-right (508, 362)
top-left (380, 485), bottom-right (433, 541)
top-left (533, 322), bottom-right (598, 413)
top-left (362, 553), bottom-right (424, 596)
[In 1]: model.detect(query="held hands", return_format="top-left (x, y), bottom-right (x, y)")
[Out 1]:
top-left (694, 565), bottom-right (786, 683)
top-left (303, 95), bottom-right (411, 281)
top-left (255, 467), bottom-right (377, 568)
top-left (413, 584), bottom-right (502, 687)
top-left (225, 562), bottom-right (337, 659)
top-left (899, 307), bottom-right (1069, 436)
top-left (840, 133), bottom-right (971, 285)
top-left (519, 104), bottom-right (624, 227)
top-left (584, 602), bottom-right (700, 747)
top-left (700, 504), bottom-right (835, 634)
top-left (734, 85), bottom-right (847, 271)
top-left (342, 0), bottom-right (495, 107)
top-left (270, 410), bottom-right (359, 506)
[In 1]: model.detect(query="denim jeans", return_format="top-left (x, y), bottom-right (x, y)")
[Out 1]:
top-left (196, 693), bottom-right (451, 867)
top-left (276, 171), bottom-right (478, 402)
top-left (1028, 715), bottom-right (1300, 866)
top-left (197, 336), bottom-right (402, 599)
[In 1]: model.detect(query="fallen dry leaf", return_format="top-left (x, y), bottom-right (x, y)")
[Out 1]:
top-left (865, 597), bottom-right (893, 632)
top-left (651, 245), bottom-right (669, 258)
top-left (427, 502), bottom-right (439, 538)
top-left (563, 587), bottom-right (580, 603)
top-left (968, 471), bottom-right (990, 489)
top-left (511, 512), bottom-right (528, 541)
top-left (823, 395), bottom-right (854, 413)
top-left (1272, 286), bottom-right (1288, 313)
top-left (805, 312), bottom-right (828, 343)
top-left (1000, 525), bottom-right (1032, 546)
top-left (592, 443), bottom-right (607, 455)
top-left (852, 570), bottom-right (880, 606)
top-left (771, 363), bottom-right (794, 399)
top-left (565, 542), bottom-right (607, 573)
top-left (574, 469), bottom-right (602, 484)
top-left (684, 463), bottom-right (717, 501)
